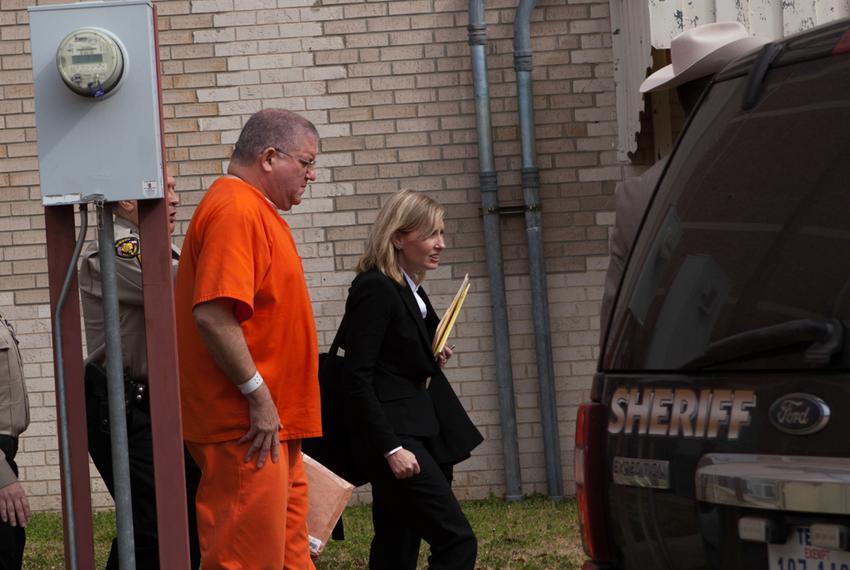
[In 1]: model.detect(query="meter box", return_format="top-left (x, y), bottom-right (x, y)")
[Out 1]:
top-left (29, 1), bottom-right (164, 205)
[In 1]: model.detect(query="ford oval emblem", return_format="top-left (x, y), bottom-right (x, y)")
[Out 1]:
top-left (768, 393), bottom-right (830, 435)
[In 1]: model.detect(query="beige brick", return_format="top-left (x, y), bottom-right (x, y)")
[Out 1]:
top-left (333, 165), bottom-right (378, 181)
top-left (233, 0), bottom-right (276, 8)
top-left (378, 45), bottom-right (423, 61)
top-left (344, 33), bottom-right (389, 49)
top-left (569, 19), bottom-right (610, 34)
top-left (350, 91), bottom-right (393, 107)
top-left (196, 87), bottom-right (240, 103)
top-left (212, 11), bottom-right (256, 27)
top-left (192, 0), bottom-right (235, 12)
top-left (0, 69), bottom-right (31, 85)
top-left (327, 77), bottom-right (371, 94)
top-left (324, 19), bottom-right (368, 36)
top-left (367, 16), bottom-right (411, 32)
top-left (300, 6), bottom-right (343, 21)
top-left (3, 84), bottom-right (32, 99)
top-left (372, 104), bottom-right (417, 120)
top-left (347, 61), bottom-right (392, 77)
top-left (259, 68), bottom-right (303, 83)
top-left (1, 54), bottom-right (30, 70)
top-left (396, 117), bottom-right (440, 132)
top-left (385, 132), bottom-right (429, 147)
top-left (0, 25), bottom-right (28, 42)
top-left (353, 149), bottom-right (397, 165)
top-left (343, 4), bottom-right (387, 19)
top-left (305, 94), bottom-right (348, 110)
top-left (192, 28), bottom-right (236, 44)
top-left (170, 44), bottom-right (215, 60)
top-left (277, 22), bottom-right (322, 38)
top-left (351, 119), bottom-right (397, 137)
top-left (389, 0), bottom-right (432, 15)
top-left (328, 107), bottom-right (371, 123)
top-left (391, 59), bottom-right (436, 75)
top-left (214, 41), bottom-right (259, 57)
top-left (218, 100), bottom-right (262, 115)
top-left (304, 65), bottom-right (347, 81)
top-left (171, 73), bottom-right (217, 89)
top-left (0, 157), bottom-right (36, 173)
top-left (314, 49), bottom-right (359, 66)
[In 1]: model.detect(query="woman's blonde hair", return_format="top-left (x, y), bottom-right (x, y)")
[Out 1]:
top-left (357, 190), bottom-right (445, 285)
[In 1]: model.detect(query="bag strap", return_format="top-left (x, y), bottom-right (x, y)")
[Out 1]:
top-left (328, 314), bottom-right (346, 357)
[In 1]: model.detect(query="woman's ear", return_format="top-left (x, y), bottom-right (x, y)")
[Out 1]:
top-left (391, 231), bottom-right (402, 250)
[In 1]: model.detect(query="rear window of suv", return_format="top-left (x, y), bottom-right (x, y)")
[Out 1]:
top-left (604, 53), bottom-right (850, 372)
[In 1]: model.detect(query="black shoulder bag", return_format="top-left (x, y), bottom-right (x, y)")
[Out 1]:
top-left (302, 318), bottom-right (369, 488)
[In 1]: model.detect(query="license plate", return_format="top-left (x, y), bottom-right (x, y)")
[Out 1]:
top-left (769, 527), bottom-right (850, 570)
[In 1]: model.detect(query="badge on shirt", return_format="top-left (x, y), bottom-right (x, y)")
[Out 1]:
top-left (114, 236), bottom-right (141, 259)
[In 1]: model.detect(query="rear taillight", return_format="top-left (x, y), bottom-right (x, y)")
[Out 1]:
top-left (575, 401), bottom-right (613, 563)
top-left (833, 28), bottom-right (850, 55)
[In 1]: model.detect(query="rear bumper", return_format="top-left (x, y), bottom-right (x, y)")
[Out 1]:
top-left (696, 453), bottom-right (850, 514)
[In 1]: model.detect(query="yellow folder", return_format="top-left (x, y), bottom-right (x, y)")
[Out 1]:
top-left (432, 274), bottom-right (470, 357)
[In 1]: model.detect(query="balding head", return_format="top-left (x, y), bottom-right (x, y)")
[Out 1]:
top-left (230, 109), bottom-right (318, 166)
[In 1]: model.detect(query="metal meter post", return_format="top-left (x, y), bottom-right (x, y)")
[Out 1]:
top-left (44, 206), bottom-right (96, 569)
top-left (29, 2), bottom-right (192, 568)
top-left (96, 203), bottom-right (137, 570)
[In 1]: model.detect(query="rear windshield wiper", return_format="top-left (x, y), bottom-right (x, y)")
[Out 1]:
top-left (682, 318), bottom-right (843, 369)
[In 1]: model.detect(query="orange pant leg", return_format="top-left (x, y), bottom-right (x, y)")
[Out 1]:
top-left (283, 441), bottom-right (315, 570)
top-left (189, 439), bottom-right (311, 570)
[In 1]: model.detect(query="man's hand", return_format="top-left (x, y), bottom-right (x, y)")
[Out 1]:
top-left (237, 383), bottom-right (282, 468)
top-left (0, 481), bottom-right (30, 528)
top-left (387, 448), bottom-right (420, 479)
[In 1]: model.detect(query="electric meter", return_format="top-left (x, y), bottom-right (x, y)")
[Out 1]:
top-left (56, 28), bottom-right (124, 98)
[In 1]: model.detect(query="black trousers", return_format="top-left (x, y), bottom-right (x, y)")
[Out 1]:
top-left (85, 372), bottom-right (201, 570)
top-left (0, 435), bottom-right (24, 570)
top-left (368, 437), bottom-right (476, 570)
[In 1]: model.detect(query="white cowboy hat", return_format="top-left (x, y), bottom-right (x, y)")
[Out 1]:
top-left (640, 21), bottom-right (768, 93)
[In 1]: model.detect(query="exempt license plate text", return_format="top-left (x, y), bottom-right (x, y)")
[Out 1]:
top-left (770, 527), bottom-right (850, 570)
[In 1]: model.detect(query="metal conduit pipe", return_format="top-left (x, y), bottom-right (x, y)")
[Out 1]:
top-left (51, 203), bottom-right (89, 570)
top-left (513, 0), bottom-right (564, 500)
top-left (468, 0), bottom-right (523, 501)
top-left (97, 204), bottom-right (137, 569)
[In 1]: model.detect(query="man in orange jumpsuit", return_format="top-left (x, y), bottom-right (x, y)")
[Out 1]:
top-left (175, 109), bottom-right (322, 569)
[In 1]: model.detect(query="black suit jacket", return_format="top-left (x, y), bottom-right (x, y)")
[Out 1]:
top-left (341, 269), bottom-right (482, 465)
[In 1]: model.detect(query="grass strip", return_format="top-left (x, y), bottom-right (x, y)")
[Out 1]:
top-left (24, 495), bottom-right (582, 570)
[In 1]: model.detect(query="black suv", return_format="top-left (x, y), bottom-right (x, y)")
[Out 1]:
top-left (577, 19), bottom-right (850, 570)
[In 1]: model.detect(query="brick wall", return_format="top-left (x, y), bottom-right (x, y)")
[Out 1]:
top-left (0, 0), bottom-right (621, 510)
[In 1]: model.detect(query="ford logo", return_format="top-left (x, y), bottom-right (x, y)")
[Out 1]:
top-left (768, 393), bottom-right (830, 435)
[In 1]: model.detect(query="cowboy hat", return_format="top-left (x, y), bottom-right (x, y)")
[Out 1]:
top-left (640, 21), bottom-right (768, 93)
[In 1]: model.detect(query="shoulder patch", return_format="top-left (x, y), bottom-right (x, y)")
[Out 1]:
top-left (114, 236), bottom-right (140, 259)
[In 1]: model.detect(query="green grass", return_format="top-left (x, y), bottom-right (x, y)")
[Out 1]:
top-left (23, 510), bottom-right (115, 569)
top-left (23, 495), bottom-right (583, 570)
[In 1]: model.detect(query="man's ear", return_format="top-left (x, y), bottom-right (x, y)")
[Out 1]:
top-left (118, 200), bottom-right (136, 216)
top-left (261, 148), bottom-right (276, 172)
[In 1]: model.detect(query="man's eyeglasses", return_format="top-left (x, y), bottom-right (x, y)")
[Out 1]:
top-left (274, 148), bottom-right (316, 171)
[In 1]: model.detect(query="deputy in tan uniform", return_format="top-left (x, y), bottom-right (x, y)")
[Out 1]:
top-left (78, 174), bottom-right (201, 569)
top-left (599, 23), bottom-right (767, 334)
top-left (0, 315), bottom-right (30, 570)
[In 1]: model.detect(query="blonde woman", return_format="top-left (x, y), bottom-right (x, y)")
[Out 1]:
top-left (341, 190), bottom-right (482, 569)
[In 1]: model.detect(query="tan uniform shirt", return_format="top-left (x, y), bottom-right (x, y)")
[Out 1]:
top-left (600, 158), bottom-right (667, 336)
top-left (0, 316), bottom-right (28, 488)
top-left (79, 216), bottom-right (180, 382)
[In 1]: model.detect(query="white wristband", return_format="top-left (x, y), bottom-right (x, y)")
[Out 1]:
top-left (237, 370), bottom-right (263, 395)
